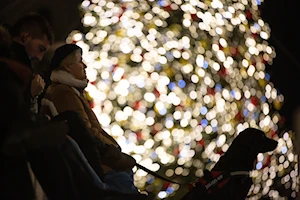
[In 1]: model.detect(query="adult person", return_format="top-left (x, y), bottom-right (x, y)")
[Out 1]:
top-left (0, 23), bottom-right (79, 200)
top-left (4, 14), bottom-right (83, 199)
top-left (10, 12), bottom-right (52, 113)
top-left (40, 43), bottom-right (139, 194)
top-left (0, 23), bottom-right (37, 200)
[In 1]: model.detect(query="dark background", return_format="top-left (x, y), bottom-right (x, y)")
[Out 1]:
top-left (260, 0), bottom-right (300, 129)
top-left (1, 0), bottom-right (300, 129)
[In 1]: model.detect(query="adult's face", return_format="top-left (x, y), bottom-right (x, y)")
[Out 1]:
top-left (23, 33), bottom-right (50, 61)
top-left (68, 51), bottom-right (87, 80)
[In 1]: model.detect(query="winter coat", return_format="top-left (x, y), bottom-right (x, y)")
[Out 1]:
top-left (0, 57), bottom-right (36, 200)
top-left (11, 41), bottom-right (38, 113)
top-left (0, 57), bottom-right (33, 140)
top-left (40, 70), bottom-right (119, 173)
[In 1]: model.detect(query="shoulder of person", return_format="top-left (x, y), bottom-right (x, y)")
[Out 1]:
top-left (0, 58), bottom-right (32, 86)
top-left (46, 83), bottom-right (77, 96)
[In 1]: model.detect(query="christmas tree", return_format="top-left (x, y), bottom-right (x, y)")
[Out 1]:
top-left (66, 0), bottom-right (298, 199)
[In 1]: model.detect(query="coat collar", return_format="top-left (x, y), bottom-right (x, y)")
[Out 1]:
top-left (50, 70), bottom-right (88, 91)
top-left (11, 41), bottom-right (31, 68)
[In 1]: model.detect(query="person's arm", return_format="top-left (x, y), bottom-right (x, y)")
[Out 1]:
top-left (51, 88), bottom-right (107, 143)
top-left (30, 74), bottom-right (45, 113)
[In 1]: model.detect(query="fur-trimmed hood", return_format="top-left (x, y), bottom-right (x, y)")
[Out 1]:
top-left (50, 70), bottom-right (88, 90)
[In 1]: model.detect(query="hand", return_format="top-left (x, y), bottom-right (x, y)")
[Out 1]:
top-left (44, 114), bottom-right (51, 120)
top-left (31, 74), bottom-right (45, 97)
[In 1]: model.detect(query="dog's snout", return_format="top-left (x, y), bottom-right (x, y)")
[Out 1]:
top-left (260, 138), bottom-right (278, 153)
top-left (269, 139), bottom-right (278, 149)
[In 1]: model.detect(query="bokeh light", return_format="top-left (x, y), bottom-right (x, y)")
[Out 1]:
top-left (67, 0), bottom-right (298, 199)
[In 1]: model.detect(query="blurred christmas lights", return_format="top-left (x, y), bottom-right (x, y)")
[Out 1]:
top-left (67, 0), bottom-right (298, 199)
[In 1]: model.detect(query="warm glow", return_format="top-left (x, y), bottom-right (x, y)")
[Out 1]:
top-left (66, 0), bottom-right (297, 199)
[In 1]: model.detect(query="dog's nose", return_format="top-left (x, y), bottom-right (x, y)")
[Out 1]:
top-left (271, 140), bottom-right (278, 148)
top-left (258, 138), bottom-right (278, 153)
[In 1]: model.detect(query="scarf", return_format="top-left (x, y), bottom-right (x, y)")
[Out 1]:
top-left (50, 70), bottom-right (88, 90)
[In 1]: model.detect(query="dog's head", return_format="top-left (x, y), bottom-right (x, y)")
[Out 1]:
top-left (213, 127), bottom-right (278, 171)
top-left (233, 128), bottom-right (278, 154)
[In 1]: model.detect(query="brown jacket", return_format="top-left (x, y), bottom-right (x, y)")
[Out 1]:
top-left (40, 70), bottom-right (119, 173)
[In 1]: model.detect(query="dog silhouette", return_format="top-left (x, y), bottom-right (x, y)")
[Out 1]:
top-left (181, 128), bottom-right (278, 200)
